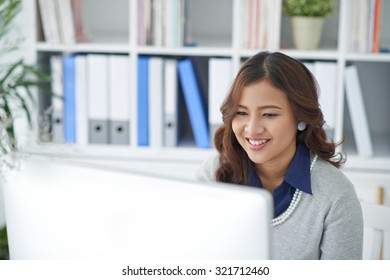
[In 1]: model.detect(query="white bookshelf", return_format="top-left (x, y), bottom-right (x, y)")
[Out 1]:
top-left (23, 0), bottom-right (390, 175)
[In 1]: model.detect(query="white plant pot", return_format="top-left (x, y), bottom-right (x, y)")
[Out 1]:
top-left (291, 17), bottom-right (325, 50)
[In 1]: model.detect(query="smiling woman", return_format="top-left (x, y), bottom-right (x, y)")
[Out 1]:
top-left (195, 51), bottom-right (364, 260)
top-left (231, 80), bottom-right (298, 190)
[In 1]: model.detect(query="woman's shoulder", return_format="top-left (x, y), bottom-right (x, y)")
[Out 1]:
top-left (194, 154), bottom-right (219, 182)
top-left (311, 156), bottom-right (356, 199)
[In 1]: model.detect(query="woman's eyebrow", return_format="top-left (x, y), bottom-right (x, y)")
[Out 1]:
top-left (237, 104), bottom-right (282, 110)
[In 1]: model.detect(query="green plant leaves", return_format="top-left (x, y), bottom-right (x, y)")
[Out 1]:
top-left (283, 0), bottom-right (335, 17)
top-left (0, 0), bottom-right (51, 154)
top-left (0, 226), bottom-right (9, 260)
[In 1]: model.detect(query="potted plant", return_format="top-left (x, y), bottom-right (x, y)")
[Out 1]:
top-left (0, 0), bottom-right (51, 259)
top-left (283, 0), bottom-right (335, 50)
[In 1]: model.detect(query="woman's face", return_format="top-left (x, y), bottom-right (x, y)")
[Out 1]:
top-left (232, 79), bottom-right (298, 167)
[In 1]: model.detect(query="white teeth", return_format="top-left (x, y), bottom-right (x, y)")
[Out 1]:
top-left (248, 139), bottom-right (268, 145)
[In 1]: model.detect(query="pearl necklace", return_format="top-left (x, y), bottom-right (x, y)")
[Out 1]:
top-left (271, 154), bottom-right (318, 227)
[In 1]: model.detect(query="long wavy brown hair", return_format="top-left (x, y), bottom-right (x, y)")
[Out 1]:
top-left (214, 51), bottom-right (344, 185)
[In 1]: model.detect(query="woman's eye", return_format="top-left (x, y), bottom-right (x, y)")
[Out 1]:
top-left (263, 113), bottom-right (278, 118)
top-left (236, 111), bottom-right (247, 116)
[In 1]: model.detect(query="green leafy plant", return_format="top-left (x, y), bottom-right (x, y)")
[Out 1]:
top-left (0, 226), bottom-right (9, 260)
top-left (1, 0), bottom-right (50, 156)
top-left (1, 0), bottom-right (52, 260)
top-left (283, 0), bottom-right (335, 17)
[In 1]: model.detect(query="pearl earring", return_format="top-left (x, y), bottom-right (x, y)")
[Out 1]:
top-left (297, 121), bottom-right (307, 131)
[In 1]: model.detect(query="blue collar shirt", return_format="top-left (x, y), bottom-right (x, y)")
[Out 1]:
top-left (248, 144), bottom-right (312, 218)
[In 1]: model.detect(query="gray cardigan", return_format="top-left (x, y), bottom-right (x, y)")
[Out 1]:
top-left (195, 155), bottom-right (364, 260)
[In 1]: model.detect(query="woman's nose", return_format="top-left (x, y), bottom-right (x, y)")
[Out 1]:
top-left (244, 117), bottom-right (265, 134)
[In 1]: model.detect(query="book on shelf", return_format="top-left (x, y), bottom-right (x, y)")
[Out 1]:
top-left (148, 57), bottom-right (164, 148)
top-left (136, 56), bottom-right (212, 148)
top-left (108, 55), bottom-right (130, 145)
top-left (139, 0), bottom-right (187, 47)
top-left (55, 0), bottom-right (76, 44)
top-left (269, 0), bottom-right (282, 51)
top-left (372, 0), bottom-right (382, 53)
top-left (190, 57), bottom-right (209, 107)
top-left (177, 59), bottom-right (210, 148)
top-left (177, 80), bottom-right (194, 147)
top-left (314, 61), bottom-right (338, 139)
top-left (137, 56), bottom-right (195, 148)
top-left (71, 0), bottom-right (89, 43)
top-left (164, 0), bottom-right (177, 47)
top-left (347, 0), bottom-right (383, 53)
top-left (75, 55), bottom-right (88, 145)
top-left (63, 55), bottom-right (76, 144)
top-left (152, 0), bottom-right (164, 46)
top-left (137, 0), bottom-right (146, 45)
top-left (135, 55), bottom-right (212, 148)
top-left (344, 65), bottom-right (373, 157)
top-left (241, 0), bottom-right (282, 50)
top-left (45, 55), bottom-right (76, 144)
top-left (48, 54), bottom-right (131, 146)
top-left (304, 61), bottom-right (337, 139)
top-left (87, 54), bottom-right (109, 144)
top-left (208, 58), bottom-right (233, 146)
top-left (137, 56), bottom-right (150, 146)
top-left (163, 59), bottom-right (179, 147)
top-left (49, 55), bottom-right (64, 143)
top-left (38, 0), bottom-right (61, 43)
top-left (38, 0), bottom-right (89, 43)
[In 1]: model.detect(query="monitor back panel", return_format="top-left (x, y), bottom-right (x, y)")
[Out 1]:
top-left (4, 154), bottom-right (272, 260)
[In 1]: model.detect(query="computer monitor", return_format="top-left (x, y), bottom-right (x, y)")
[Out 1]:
top-left (3, 153), bottom-right (272, 260)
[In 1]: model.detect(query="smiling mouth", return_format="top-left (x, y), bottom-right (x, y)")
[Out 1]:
top-left (247, 138), bottom-right (270, 146)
